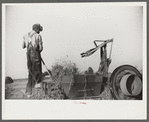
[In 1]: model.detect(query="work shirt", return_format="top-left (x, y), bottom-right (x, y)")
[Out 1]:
top-left (22, 30), bottom-right (43, 52)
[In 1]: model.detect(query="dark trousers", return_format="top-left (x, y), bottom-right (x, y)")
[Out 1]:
top-left (26, 51), bottom-right (42, 95)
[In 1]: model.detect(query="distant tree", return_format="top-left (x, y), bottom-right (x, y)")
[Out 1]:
top-left (72, 64), bottom-right (79, 75)
top-left (84, 67), bottom-right (94, 74)
top-left (84, 70), bottom-right (88, 74)
top-left (87, 67), bottom-right (94, 74)
top-left (46, 58), bottom-right (81, 78)
top-left (5, 76), bottom-right (13, 84)
top-left (63, 62), bottom-right (79, 75)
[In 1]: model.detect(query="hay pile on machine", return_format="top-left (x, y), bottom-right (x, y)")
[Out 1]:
top-left (43, 38), bottom-right (142, 100)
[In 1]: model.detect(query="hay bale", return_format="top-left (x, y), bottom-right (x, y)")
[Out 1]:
top-left (5, 76), bottom-right (13, 84)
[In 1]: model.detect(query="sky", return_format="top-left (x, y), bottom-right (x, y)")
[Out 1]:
top-left (4, 3), bottom-right (143, 79)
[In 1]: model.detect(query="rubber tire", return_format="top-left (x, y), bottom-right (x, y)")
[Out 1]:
top-left (110, 65), bottom-right (142, 100)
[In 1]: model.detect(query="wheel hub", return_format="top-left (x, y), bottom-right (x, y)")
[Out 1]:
top-left (120, 74), bottom-right (142, 96)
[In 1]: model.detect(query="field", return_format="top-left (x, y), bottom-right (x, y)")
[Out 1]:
top-left (5, 79), bottom-right (27, 99)
top-left (5, 78), bottom-right (114, 100)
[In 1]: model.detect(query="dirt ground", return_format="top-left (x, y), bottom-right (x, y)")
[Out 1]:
top-left (5, 79), bottom-right (114, 100)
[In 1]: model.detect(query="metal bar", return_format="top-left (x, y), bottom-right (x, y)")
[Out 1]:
top-left (109, 41), bottom-right (113, 60)
top-left (94, 41), bottom-right (98, 47)
top-left (40, 57), bottom-right (52, 77)
top-left (94, 40), bottom-right (106, 42)
top-left (78, 89), bottom-right (94, 92)
top-left (94, 38), bottom-right (113, 42)
top-left (94, 38), bottom-right (113, 49)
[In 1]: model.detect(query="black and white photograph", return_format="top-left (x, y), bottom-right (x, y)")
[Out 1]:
top-left (2, 2), bottom-right (147, 120)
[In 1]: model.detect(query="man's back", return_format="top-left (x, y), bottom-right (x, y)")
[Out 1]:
top-left (23, 30), bottom-right (43, 52)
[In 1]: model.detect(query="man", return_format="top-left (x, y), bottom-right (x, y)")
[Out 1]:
top-left (22, 23), bottom-right (43, 97)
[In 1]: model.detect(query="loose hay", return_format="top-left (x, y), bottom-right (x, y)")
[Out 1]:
top-left (26, 82), bottom-right (67, 100)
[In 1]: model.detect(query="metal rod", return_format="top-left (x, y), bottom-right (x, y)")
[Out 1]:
top-left (40, 57), bottom-right (52, 77)
top-left (109, 41), bottom-right (113, 60)
top-left (94, 40), bottom-right (106, 42)
top-left (94, 38), bottom-right (113, 48)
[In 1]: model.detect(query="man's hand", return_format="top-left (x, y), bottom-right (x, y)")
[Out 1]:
top-left (22, 36), bottom-right (26, 49)
top-left (22, 40), bottom-right (26, 49)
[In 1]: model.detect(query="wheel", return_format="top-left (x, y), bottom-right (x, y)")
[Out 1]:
top-left (110, 65), bottom-right (142, 100)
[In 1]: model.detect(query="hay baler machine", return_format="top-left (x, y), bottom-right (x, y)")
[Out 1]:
top-left (61, 38), bottom-right (142, 100)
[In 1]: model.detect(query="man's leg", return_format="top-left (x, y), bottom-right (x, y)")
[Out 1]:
top-left (34, 59), bottom-right (42, 87)
top-left (25, 73), bottom-right (33, 95)
top-left (26, 51), bottom-right (33, 96)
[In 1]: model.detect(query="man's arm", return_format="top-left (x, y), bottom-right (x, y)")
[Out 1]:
top-left (22, 36), bottom-right (26, 49)
top-left (38, 35), bottom-right (43, 52)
